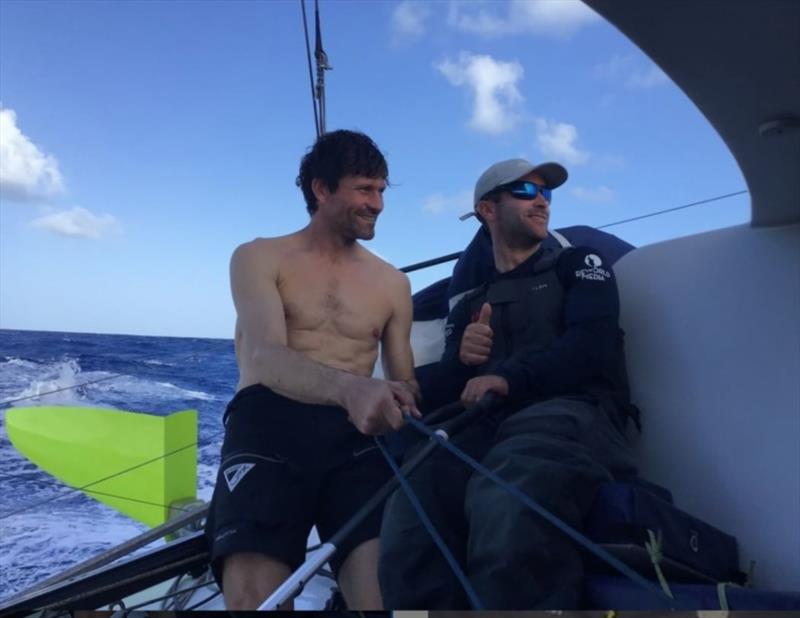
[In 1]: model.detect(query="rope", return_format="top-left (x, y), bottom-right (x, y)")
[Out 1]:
top-left (0, 374), bottom-right (122, 408)
top-left (645, 528), bottom-right (674, 599)
top-left (0, 441), bottom-right (193, 520)
top-left (313, 0), bottom-right (330, 135)
top-left (597, 190), bottom-right (748, 230)
top-left (299, 0), bottom-right (320, 138)
top-left (375, 436), bottom-right (484, 609)
top-left (716, 582), bottom-right (732, 610)
top-left (403, 413), bottom-right (682, 609)
top-left (0, 426), bottom-right (226, 521)
top-left (184, 589), bottom-right (222, 611)
top-left (409, 190), bottom-right (746, 273)
top-left (121, 576), bottom-right (212, 612)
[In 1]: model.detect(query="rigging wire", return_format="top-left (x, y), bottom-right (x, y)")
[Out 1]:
top-left (300, 0), bottom-right (320, 138)
top-left (120, 576), bottom-right (214, 612)
top-left (0, 190), bottom-right (750, 521)
top-left (0, 374), bottom-right (122, 408)
top-left (0, 434), bottom-right (223, 521)
top-left (401, 189), bottom-right (749, 273)
top-left (313, 0), bottom-right (331, 135)
top-left (300, 0), bottom-right (330, 138)
top-left (597, 190), bottom-right (748, 230)
top-left (183, 589), bottom-right (222, 611)
top-left (376, 436), bottom-right (484, 609)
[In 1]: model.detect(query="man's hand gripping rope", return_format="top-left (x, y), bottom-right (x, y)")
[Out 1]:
top-left (256, 394), bottom-right (495, 611)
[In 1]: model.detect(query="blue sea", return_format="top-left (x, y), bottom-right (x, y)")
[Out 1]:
top-left (0, 328), bottom-right (238, 602)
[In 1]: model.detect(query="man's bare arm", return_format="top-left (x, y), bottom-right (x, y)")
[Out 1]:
top-left (232, 241), bottom-right (412, 433)
top-left (380, 271), bottom-right (421, 406)
top-left (232, 241), bottom-right (360, 407)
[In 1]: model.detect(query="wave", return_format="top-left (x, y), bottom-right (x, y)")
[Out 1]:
top-left (1, 357), bottom-right (40, 369)
top-left (3, 359), bottom-right (97, 407)
top-left (1, 358), bottom-right (219, 410)
top-left (151, 382), bottom-right (217, 402)
top-left (0, 501), bottom-right (149, 601)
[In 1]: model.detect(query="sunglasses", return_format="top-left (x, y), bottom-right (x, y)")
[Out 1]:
top-left (497, 181), bottom-right (553, 203)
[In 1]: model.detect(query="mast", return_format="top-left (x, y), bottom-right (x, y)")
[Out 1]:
top-left (301, 0), bottom-right (331, 138)
top-left (313, 0), bottom-right (331, 135)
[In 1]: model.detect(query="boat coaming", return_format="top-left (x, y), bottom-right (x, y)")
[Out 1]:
top-left (585, 0), bottom-right (800, 591)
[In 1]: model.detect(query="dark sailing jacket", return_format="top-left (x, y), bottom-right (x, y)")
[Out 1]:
top-left (433, 245), bottom-right (636, 428)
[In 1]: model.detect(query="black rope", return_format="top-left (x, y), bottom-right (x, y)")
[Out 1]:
top-left (79, 489), bottom-right (200, 512)
top-left (300, 0), bottom-right (320, 138)
top-left (0, 374), bottom-right (122, 408)
top-left (0, 442), bottom-right (194, 520)
top-left (313, 0), bottom-right (330, 135)
top-left (403, 412), bottom-right (684, 610)
top-left (375, 436), bottom-right (483, 609)
top-left (122, 578), bottom-right (213, 612)
top-left (0, 189), bottom-right (749, 525)
top-left (597, 190), bottom-right (748, 230)
top-left (184, 589), bottom-right (222, 610)
top-left (0, 427), bottom-right (226, 521)
top-left (398, 190), bottom-right (747, 272)
top-left (401, 250), bottom-right (462, 274)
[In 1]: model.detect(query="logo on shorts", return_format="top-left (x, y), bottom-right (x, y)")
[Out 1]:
top-left (223, 462), bottom-right (255, 492)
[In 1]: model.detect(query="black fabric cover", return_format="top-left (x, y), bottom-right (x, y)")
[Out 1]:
top-left (585, 480), bottom-right (743, 584)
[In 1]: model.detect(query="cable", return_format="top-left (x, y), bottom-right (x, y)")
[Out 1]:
top-left (0, 427), bottom-right (226, 521)
top-left (0, 442), bottom-right (192, 520)
top-left (184, 589), bottom-right (222, 610)
top-left (375, 436), bottom-right (484, 609)
top-left (0, 374), bottom-right (122, 408)
top-left (121, 578), bottom-right (213, 612)
top-left (300, 0), bottom-right (320, 138)
top-left (597, 190), bottom-right (748, 230)
top-left (404, 413), bottom-right (685, 610)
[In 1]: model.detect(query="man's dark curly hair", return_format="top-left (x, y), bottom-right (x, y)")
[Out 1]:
top-left (296, 130), bottom-right (389, 215)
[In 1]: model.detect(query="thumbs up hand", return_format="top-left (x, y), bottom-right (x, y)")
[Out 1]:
top-left (459, 302), bottom-right (494, 366)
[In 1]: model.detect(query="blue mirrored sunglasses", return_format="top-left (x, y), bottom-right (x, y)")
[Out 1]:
top-left (500, 181), bottom-right (553, 203)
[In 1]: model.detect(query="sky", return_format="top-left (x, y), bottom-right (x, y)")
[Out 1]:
top-left (0, 0), bottom-right (750, 339)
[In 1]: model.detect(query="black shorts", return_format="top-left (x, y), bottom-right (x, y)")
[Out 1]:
top-left (205, 384), bottom-right (392, 585)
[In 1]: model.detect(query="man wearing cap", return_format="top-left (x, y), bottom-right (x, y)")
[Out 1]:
top-left (378, 159), bottom-right (637, 609)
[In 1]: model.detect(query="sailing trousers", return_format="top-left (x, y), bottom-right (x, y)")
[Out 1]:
top-left (378, 396), bottom-right (637, 610)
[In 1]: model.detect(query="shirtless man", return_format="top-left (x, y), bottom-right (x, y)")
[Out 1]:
top-left (205, 130), bottom-right (420, 610)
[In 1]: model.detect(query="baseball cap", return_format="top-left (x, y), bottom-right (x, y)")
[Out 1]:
top-left (473, 158), bottom-right (568, 207)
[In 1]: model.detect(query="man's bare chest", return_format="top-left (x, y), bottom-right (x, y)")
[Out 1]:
top-left (277, 263), bottom-right (392, 337)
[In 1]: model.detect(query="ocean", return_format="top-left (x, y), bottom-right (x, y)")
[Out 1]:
top-left (0, 328), bottom-right (238, 602)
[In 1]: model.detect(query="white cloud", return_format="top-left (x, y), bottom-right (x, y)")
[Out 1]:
top-left (535, 118), bottom-right (590, 165)
top-left (0, 107), bottom-right (65, 202)
top-left (509, 0), bottom-right (601, 37)
top-left (570, 185), bottom-right (615, 203)
top-left (436, 52), bottom-right (524, 134)
top-left (593, 54), bottom-right (634, 79)
top-left (422, 190), bottom-right (472, 216)
top-left (591, 154), bottom-right (627, 172)
top-left (391, 1), bottom-right (431, 38)
top-left (32, 207), bottom-right (120, 239)
top-left (594, 54), bottom-right (669, 89)
top-left (448, 0), bottom-right (600, 39)
top-left (626, 65), bottom-right (669, 89)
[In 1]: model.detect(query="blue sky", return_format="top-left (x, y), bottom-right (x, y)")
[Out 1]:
top-left (0, 0), bottom-right (749, 338)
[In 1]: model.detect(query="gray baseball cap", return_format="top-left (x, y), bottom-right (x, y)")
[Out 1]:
top-left (473, 158), bottom-right (568, 207)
